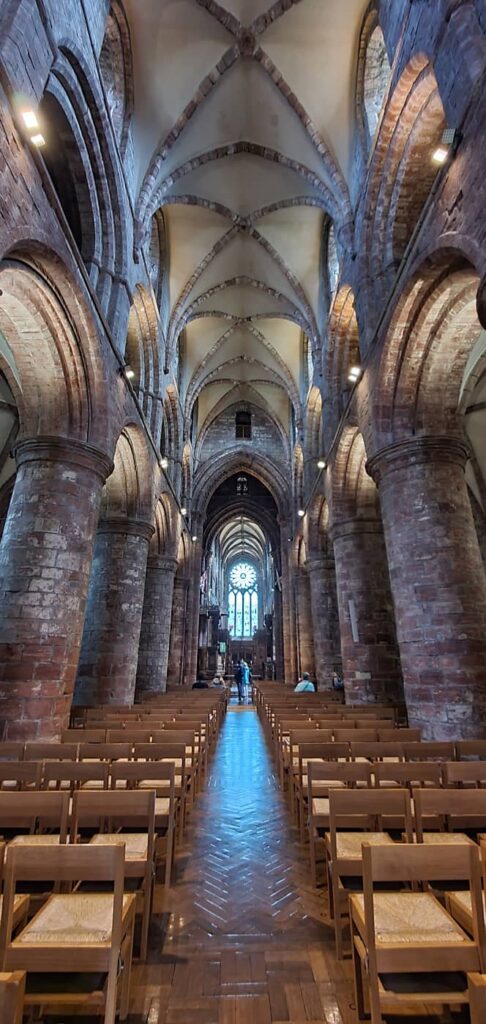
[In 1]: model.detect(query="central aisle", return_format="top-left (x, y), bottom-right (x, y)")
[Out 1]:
top-left (130, 707), bottom-right (354, 1023)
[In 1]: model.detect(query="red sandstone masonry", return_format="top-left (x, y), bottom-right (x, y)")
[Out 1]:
top-left (0, 438), bottom-right (111, 740)
top-left (135, 554), bottom-right (178, 699)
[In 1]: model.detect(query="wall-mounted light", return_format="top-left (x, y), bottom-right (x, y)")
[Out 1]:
top-left (317, 459), bottom-right (326, 470)
top-left (180, 507), bottom-right (187, 517)
top-left (432, 127), bottom-right (462, 165)
top-left (118, 363), bottom-right (135, 380)
top-left (159, 457), bottom-right (168, 470)
top-left (191, 535), bottom-right (198, 542)
top-left (297, 509), bottom-right (305, 518)
top-left (21, 110), bottom-right (39, 130)
top-left (348, 365), bottom-right (361, 384)
top-left (30, 133), bottom-right (45, 147)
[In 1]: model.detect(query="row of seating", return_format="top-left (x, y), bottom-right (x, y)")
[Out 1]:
top-left (255, 682), bottom-right (486, 1023)
top-left (0, 690), bottom-right (226, 1023)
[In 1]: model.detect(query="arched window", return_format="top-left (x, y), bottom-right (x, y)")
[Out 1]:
top-left (227, 562), bottom-right (258, 638)
top-left (326, 224), bottom-right (339, 301)
top-left (235, 409), bottom-right (251, 439)
top-left (363, 25), bottom-right (390, 142)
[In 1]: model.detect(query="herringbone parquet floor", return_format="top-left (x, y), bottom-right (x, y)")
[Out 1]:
top-left (128, 707), bottom-right (455, 1024)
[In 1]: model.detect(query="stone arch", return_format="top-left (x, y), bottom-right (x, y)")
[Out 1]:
top-left (0, 248), bottom-right (107, 447)
top-left (193, 449), bottom-right (287, 520)
top-left (99, 0), bottom-right (133, 157)
top-left (146, 210), bottom-right (169, 315)
top-left (372, 251), bottom-right (481, 451)
top-left (40, 46), bottom-right (129, 310)
top-left (101, 424), bottom-right (155, 522)
top-left (360, 57), bottom-right (446, 319)
top-left (125, 285), bottom-right (162, 437)
top-left (324, 286), bottom-right (360, 440)
top-left (330, 426), bottom-right (378, 525)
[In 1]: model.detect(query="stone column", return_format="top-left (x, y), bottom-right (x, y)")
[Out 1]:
top-left (0, 437), bottom-right (111, 740)
top-left (308, 555), bottom-right (342, 690)
top-left (295, 567), bottom-right (316, 677)
top-left (368, 436), bottom-right (486, 738)
top-left (75, 517), bottom-right (153, 706)
top-left (273, 584), bottom-right (284, 680)
top-left (135, 554), bottom-right (178, 700)
top-left (167, 574), bottom-right (189, 686)
top-left (183, 538), bottom-right (203, 686)
top-left (331, 519), bottom-right (403, 705)
top-left (280, 540), bottom-right (297, 684)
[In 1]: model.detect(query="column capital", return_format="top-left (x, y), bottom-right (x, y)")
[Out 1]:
top-left (98, 517), bottom-right (155, 542)
top-left (14, 436), bottom-right (113, 481)
top-left (306, 554), bottom-right (335, 574)
top-left (329, 517), bottom-right (382, 543)
top-left (367, 435), bottom-right (470, 484)
top-left (147, 554), bottom-right (178, 573)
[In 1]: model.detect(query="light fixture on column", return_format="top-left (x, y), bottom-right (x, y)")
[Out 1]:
top-left (192, 535), bottom-right (198, 542)
top-left (21, 110), bottom-right (39, 130)
top-left (297, 509), bottom-right (305, 518)
top-left (118, 363), bottom-right (135, 380)
top-left (317, 458), bottom-right (326, 470)
top-left (432, 127), bottom-right (462, 165)
top-left (159, 456), bottom-right (168, 470)
top-left (348, 365), bottom-right (361, 384)
top-left (180, 506), bottom-right (187, 517)
top-left (30, 133), bottom-right (45, 147)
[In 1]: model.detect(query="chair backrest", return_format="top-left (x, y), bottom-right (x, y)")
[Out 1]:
top-left (107, 729), bottom-right (152, 743)
top-left (78, 742), bottom-right (133, 762)
top-left (378, 727), bottom-right (421, 742)
top-left (61, 728), bottom-right (105, 743)
top-left (0, 791), bottom-right (69, 840)
top-left (349, 741), bottom-right (405, 761)
top-left (109, 761), bottom-right (176, 792)
top-left (0, 762), bottom-right (41, 790)
top-left (413, 787), bottom-right (486, 839)
top-left (133, 742), bottom-right (187, 764)
top-left (334, 729), bottom-right (378, 742)
top-left (403, 741), bottom-right (455, 761)
top-left (71, 788), bottom-right (156, 845)
top-left (297, 742), bottom-right (349, 763)
top-left (373, 761), bottom-right (442, 788)
top-left (443, 762), bottom-right (486, 787)
top-left (0, 970), bottom-right (25, 1024)
top-left (0, 744), bottom-right (24, 762)
top-left (328, 787), bottom-right (413, 862)
top-left (24, 742), bottom-right (78, 761)
top-left (308, 760), bottom-right (372, 789)
top-left (42, 761), bottom-right (108, 790)
top-left (455, 740), bottom-right (486, 761)
top-left (0, 842), bottom-right (126, 964)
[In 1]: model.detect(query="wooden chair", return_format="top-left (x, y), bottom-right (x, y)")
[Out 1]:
top-left (350, 842), bottom-right (486, 1023)
top-left (78, 741), bottom-right (133, 762)
top-left (61, 728), bottom-right (106, 743)
top-left (72, 788), bottom-right (156, 961)
top-left (109, 761), bottom-right (176, 886)
top-left (0, 842), bottom-right (136, 1024)
top-left (293, 740), bottom-right (349, 836)
top-left (468, 973), bottom-right (486, 1023)
top-left (0, 844), bottom-right (30, 946)
top-left (456, 741), bottom-right (486, 761)
top-left (134, 742), bottom-right (191, 834)
top-left (377, 727), bottom-right (421, 742)
top-left (107, 728), bottom-right (152, 744)
top-left (403, 741), bottom-right (455, 761)
top-left (333, 729), bottom-right (378, 743)
top-left (0, 791), bottom-right (69, 844)
top-left (307, 761), bottom-right (372, 887)
top-left (42, 760), bottom-right (109, 792)
top-left (413, 787), bottom-right (486, 839)
top-left (349, 741), bottom-right (404, 763)
top-left (326, 787), bottom-right (413, 959)
top-left (0, 762), bottom-right (41, 791)
top-left (0, 970), bottom-right (25, 1023)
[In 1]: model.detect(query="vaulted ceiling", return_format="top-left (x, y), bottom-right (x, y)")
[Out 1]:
top-left (125, 0), bottom-right (367, 445)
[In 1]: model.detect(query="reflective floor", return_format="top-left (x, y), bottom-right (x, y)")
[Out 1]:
top-left (129, 706), bottom-right (351, 1023)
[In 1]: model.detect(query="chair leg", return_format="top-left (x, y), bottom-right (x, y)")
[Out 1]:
top-left (333, 877), bottom-right (343, 960)
top-left (165, 820), bottom-right (175, 888)
top-left (119, 921), bottom-right (135, 1022)
top-left (309, 829), bottom-right (317, 889)
top-left (351, 922), bottom-right (369, 1021)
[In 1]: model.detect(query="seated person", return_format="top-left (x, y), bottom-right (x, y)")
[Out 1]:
top-left (331, 669), bottom-right (344, 691)
top-left (210, 674), bottom-right (225, 688)
top-left (192, 673), bottom-right (209, 690)
top-left (294, 671), bottom-right (315, 692)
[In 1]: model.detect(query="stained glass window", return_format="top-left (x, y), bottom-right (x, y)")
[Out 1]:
top-left (227, 561), bottom-right (258, 638)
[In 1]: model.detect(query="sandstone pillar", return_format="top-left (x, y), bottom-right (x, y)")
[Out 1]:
top-left (308, 555), bottom-right (342, 690)
top-left (280, 540), bottom-right (297, 684)
top-left (273, 584), bottom-right (284, 680)
top-left (368, 436), bottom-right (486, 738)
top-left (331, 519), bottom-right (403, 705)
top-left (184, 538), bottom-right (203, 686)
top-left (135, 554), bottom-right (178, 700)
top-left (76, 517), bottom-right (153, 706)
top-left (167, 574), bottom-right (189, 686)
top-left (0, 437), bottom-right (111, 739)
top-left (294, 567), bottom-right (316, 678)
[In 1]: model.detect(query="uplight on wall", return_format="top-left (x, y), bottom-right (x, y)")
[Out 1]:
top-left (317, 459), bottom-right (326, 470)
top-left (191, 535), bottom-right (198, 542)
top-left (30, 133), bottom-right (45, 147)
top-left (348, 365), bottom-right (361, 384)
top-left (297, 509), bottom-right (305, 518)
top-left (121, 363), bottom-right (135, 380)
top-left (21, 110), bottom-right (39, 130)
top-left (159, 457), bottom-right (168, 470)
top-left (180, 507), bottom-right (187, 517)
top-left (432, 127), bottom-right (462, 165)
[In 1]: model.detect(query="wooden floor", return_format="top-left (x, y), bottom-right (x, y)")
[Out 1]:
top-left (126, 707), bottom-right (455, 1024)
